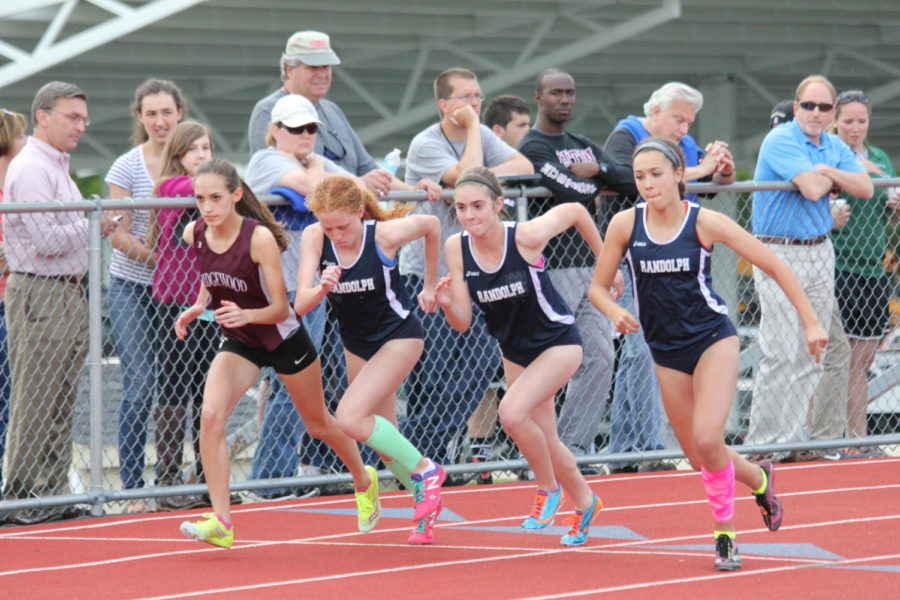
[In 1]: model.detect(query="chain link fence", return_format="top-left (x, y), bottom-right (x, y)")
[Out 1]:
top-left (0, 181), bottom-right (898, 523)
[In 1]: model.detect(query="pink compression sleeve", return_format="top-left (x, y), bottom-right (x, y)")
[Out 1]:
top-left (700, 459), bottom-right (735, 524)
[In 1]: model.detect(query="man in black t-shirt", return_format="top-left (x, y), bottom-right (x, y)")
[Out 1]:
top-left (518, 69), bottom-right (632, 469)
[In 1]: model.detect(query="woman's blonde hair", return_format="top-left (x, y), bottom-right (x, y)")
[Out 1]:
top-left (0, 109), bottom-right (27, 158)
top-left (307, 175), bottom-right (413, 221)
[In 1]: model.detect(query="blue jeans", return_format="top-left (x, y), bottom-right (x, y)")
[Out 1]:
top-left (107, 278), bottom-right (159, 489)
top-left (248, 297), bottom-right (326, 495)
top-left (399, 275), bottom-right (501, 464)
top-left (0, 302), bottom-right (10, 491)
top-left (608, 262), bottom-right (664, 465)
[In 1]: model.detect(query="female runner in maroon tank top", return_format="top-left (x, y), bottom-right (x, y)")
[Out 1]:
top-left (174, 158), bottom-right (378, 549)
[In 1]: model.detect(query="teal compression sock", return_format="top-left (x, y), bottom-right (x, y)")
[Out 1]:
top-left (364, 415), bottom-right (422, 472)
top-left (385, 459), bottom-right (414, 493)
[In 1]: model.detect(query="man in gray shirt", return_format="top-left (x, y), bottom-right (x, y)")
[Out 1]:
top-left (399, 67), bottom-right (533, 471)
top-left (247, 30), bottom-right (394, 196)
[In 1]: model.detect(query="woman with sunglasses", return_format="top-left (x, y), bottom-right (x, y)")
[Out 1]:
top-left (829, 91), bottom-right (899, 455)
top-left (245, 94), bottom-right (440, 499)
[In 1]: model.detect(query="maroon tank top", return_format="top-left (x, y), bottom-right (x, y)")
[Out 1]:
top-left (194, 217), bottom-right (299, 351)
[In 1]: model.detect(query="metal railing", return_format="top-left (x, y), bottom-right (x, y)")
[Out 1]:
top-left (0, 177), bottom-right (898, 519)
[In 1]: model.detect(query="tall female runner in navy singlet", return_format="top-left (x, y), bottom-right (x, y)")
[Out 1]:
top-left (435, 166), bottom-right (621, 547)
top-left (589, 138), bottom-right (828, 570)
top-left (295, 175), bottom-right (446, 545)
top-left (175, 159), bottom-right (377, 549)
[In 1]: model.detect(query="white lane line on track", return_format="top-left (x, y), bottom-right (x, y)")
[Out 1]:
top-left (1, 509), bottom-right (897, 582)
top-left (511, 552), bottom-right (900, 600)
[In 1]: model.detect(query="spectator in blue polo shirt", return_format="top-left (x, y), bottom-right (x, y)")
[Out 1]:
top-left (747, 75), bottom-right (873, 460)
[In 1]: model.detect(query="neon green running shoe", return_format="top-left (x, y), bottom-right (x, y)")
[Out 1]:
top-left (355, 465), bottom-right (382, 532)
top-left (179, 513), bottom-right (233, 549)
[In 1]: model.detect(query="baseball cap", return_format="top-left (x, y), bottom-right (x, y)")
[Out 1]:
top-left (271, 94), bottom-right (323, 128)
top-left (283, 31), bottom-right (341, 66)
top-left (770, 100), bottom-right (794, 128)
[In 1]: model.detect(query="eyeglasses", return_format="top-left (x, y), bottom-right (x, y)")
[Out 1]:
top-left (279, 122), bottom-right (318, 135)
top-left (47, 110), bottom-right (90, 126)
top-left (837, 92), bottom-right (870, 105)
top-left (797, 101), bottom-right (834, 113)
top-left (450, 94), bottom-right (485, 103)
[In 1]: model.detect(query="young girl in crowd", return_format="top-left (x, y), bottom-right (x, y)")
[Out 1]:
top-left (104, 79), bottom-right (186, 510)
top-left (0, 108), bottom-right (28, 494)
top-left (177, 159), bottom-right (378, 548)
top-left (589, 138), bottom-right (827, 570)
top-left (295, 175), bottom-right (445, 544)
top-left (434, 166), bottom-right (607, 547)
top-left (148, 121), bottom-right (218, 510)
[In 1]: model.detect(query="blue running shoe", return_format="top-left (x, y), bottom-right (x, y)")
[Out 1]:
top-left (753, 461), bottom-right (783, 531)
top-left (560, 494), bottom-right (600, 547)
top-left (521, 485), bottom-right (564, 530)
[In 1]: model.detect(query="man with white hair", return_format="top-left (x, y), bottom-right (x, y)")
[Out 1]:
top-left (601, 81), bottom-right (735, 473)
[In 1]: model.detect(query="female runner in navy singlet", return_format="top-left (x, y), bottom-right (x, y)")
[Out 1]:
top-left (434, 166), bottom-right (620, 547)
top-left (175, 159), bottom-right (378, 549)
top-left (295, 174), bottom-right (446, 544)
top-left (589, 138), bottom-right (828, 570)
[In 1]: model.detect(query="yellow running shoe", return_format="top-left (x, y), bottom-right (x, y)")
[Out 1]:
top-left (355, 465), bottom-right (382, 532)
top-left (179, 513), bottom-right (233, 549)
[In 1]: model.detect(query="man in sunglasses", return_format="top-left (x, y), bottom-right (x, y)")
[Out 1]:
top-left (247, 30), bottom-right (399, 197)
top-left (747, 75), bottom-right (873, 461)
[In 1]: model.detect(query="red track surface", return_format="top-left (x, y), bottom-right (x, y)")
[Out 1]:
top-left (1, 458), bottom-right (897, 599)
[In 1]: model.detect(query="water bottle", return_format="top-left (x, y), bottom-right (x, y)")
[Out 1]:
top-left (382, 148), bottom-right (402, 175)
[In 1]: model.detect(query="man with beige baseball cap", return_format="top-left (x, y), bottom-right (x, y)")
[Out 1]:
top-left (283, 30), bottom-right (341, 67)
top-left (248, 30), bottom-right (401, 196)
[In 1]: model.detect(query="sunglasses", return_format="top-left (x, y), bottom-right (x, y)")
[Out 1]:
top-left (837, 92), bottom-right (870, 105)
top-left (279, 122), bottom-right (318, 135)
top-left (797, 101), bottom-right (834, 113)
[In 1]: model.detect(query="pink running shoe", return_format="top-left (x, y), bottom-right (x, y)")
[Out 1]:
top-left (408, 500), bottom-right (443, 545)
top-left (411, 463), bottom-right (446, 521)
